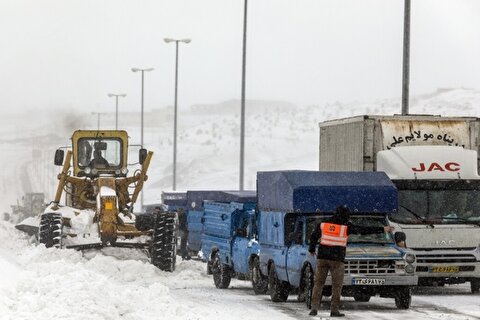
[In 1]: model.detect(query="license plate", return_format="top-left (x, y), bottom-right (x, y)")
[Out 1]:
top-left (352, 278), bottom-right (386, 285)
top-left (431, 266), bottom-right (459, 273)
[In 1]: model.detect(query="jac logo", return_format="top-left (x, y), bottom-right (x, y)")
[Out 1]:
top-left (329, 225), bottom-right (336, 232)
top-left (435, 240), bottom-right (456, 246)
top-left (412, 162), bottom-right (460, 172)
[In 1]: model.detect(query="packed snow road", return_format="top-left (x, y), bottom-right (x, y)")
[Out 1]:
top-left (0, 221), bottom-right (478, 320)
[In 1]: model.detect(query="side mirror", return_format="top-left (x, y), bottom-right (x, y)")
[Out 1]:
top-left (54, 149), bottom-right (64, 166)
top-left (139, 148), bottom-right (147, 165)
top-left (394, 232), bottom-right (407, 248)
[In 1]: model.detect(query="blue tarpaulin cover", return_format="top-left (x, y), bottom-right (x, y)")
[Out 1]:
top-left (186, 190), bottom-right (256, 210)
top-left (257, 171), bottom-right (397, 213)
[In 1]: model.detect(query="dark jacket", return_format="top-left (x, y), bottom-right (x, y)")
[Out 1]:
top-left (308, 215), bottom-right (386, 263)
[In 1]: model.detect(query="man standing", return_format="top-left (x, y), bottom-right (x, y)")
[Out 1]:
top-left (308, 205), bottom-right (394, 317)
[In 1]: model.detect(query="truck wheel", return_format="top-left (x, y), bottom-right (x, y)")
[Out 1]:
top-left (303, 265), bottom-right (314, 308)
top-left (211, 252), bottom-right (231, 289)
top-left (135, 213), bottom-right (155, 231)
top-left (151, 211), bottom-right (177, 272)
top-left (251, 256), bottom-right (268, 294)
top-left (471, 279), bottom-right (480, 293)
top-left (353, 293), bottom-right (371, 302)
top-left (268, 264), bottom-right (289, 302)
top-left (395, 287), bottom-right (411, 309)
top-left (38, 213), bottom-right (63, 248)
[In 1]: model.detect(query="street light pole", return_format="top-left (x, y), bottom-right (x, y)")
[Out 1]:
top-left (91, 112), bottom-right (107, 130)
top-left (108, 93), bottom-right (127, 130)
top-left (164, 38), bottom-right (191, 191)
top-left (402, 0), bottom-right (411, 115)
top-left (131, 67), bottom-right (154, 211)
top-left (240, 0), bottom-right (248, 191)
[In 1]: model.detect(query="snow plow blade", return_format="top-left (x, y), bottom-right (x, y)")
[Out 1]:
top-left (15, 216), bottom-right (40, 236)
top-left (66, 242), bottom-right (150, 250)
top-left (14, 224), bottom-right (39, 236)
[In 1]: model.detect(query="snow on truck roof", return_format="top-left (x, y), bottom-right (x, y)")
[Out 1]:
top-left (257, 171), bottom-right (397, 214)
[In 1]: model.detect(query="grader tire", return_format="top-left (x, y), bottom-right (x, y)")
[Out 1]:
top-left (38, 213), bottom-right (63, 248)
top-left (151, 211), bottom-right (178, 272)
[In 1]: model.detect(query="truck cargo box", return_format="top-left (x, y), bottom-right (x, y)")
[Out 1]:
top-left (318, 115), bottom-right (480, 172)
top-left (202, 201), bottom-right (255, 239)
top-left (257, 171), bottom-right (397, 213)
top-left (186, 190), bottom-right (256, 252)
top-left (186, 190), bottom-right (256, 210)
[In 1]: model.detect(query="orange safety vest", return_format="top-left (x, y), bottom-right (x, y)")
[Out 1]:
top-left (320, 222), bottom-right (348, 247)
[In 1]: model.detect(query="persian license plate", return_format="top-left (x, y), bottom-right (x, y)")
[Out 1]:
top-left (352, 278), bottom-right (386, 285)
top-left (431, 266), bottom-right (459, 273)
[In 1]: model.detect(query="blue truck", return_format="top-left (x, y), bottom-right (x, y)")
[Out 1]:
top-left (256, 171), bottom-right (418, 309)
top-left (200, 195), bottom-right (266, 291)
top-left (186, 190), bottom-right (256, 256)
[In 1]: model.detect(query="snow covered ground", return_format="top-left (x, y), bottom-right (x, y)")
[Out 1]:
top-left (1, 88), bottom-right (480, 319)
top-left (0, 220), bottom-right (479, 320)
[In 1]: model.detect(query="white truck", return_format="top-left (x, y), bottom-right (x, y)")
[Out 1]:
top-left (319, 115), bottom-right (480, 293)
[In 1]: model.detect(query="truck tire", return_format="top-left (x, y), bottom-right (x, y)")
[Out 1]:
top-left (268, 264), bottom-right (289, 302)
top-left (302, 265), bottom-right (314, 308)
top-left (211, 252), bottom-right (231, 289)
top-left (394, 287), bottom-right (411, 309)
top-left (135, 213), bottom-right (155, 231)
top-left (251, 256), bottom-right (268, 294)
top-left (38, 213), bottom-right (63, 248)
top-left (151, 211), bottom-right (177, 272)
top-left (353, 293), bottom-right (371, 302)
top-left (471, 279), bottom-right (480, 293)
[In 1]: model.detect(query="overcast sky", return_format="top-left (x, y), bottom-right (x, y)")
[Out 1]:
top-left (1, 0), bottom-right (480, 115)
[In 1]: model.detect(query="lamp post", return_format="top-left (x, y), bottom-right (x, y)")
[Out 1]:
top-left (131, 67), bottom-right (154, 211)
top-left (164, 38), bottom-right (191, 191)
top-left (401, 0), bottom-right (411, 115)
top-left (91, 112), bottom-right (108, 130)
top-left (108, 93), bottom-right (127, 130)
top-left (240, 0), bottom-right (248, 191)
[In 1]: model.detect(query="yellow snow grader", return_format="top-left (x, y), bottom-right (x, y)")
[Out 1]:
top-left (37, 130), bottom-right (177, 271)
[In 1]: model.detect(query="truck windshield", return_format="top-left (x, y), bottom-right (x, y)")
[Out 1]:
top-left (306, 216), bottom-right (394, 245)
top-left (391, 190), bottom-right (480, 225)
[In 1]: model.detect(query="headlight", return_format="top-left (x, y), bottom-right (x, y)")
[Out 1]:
top-left (405, 264), bottom-right (415, 273)
top-left (121, 168), bottom-right (128, 175)
top-left (115, 169), bottom-right (121, 175)
top-left (404, 253), bottom-right (416, 264)
top-left (91, 168), bottom-right (98, 175)
top-left (84, 167), bottom-right (91, 174)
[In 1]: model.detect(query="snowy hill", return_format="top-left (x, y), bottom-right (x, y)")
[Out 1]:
top-left (1, 87), bottom-right (479, 214)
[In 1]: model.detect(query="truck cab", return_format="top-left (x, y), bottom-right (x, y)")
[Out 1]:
top-left (257, 171), bottom-right (417, 309)
top-left (378, 145), bottom-right (480, 292)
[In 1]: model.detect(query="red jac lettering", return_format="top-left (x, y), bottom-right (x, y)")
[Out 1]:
top-left (412, 163), bottom-right (426, 172)
top-left (445, 162), bottom-right (460, 171)
top-left (412, 162), bottom-right (460, 172)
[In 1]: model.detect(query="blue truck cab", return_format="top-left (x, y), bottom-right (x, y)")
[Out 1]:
top-left (201, 197), bottom-right (263, 290)
top-left (257, 171), bottom-right (418, 309)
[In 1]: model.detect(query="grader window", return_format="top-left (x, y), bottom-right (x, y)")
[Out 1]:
top-left (78, 138), bottom-right (122, 168)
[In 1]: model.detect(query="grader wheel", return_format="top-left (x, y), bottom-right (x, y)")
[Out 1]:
top-left (150, 211), bottom-right (178, 272)
top-left (38, 213), bottom-right (64, 248)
